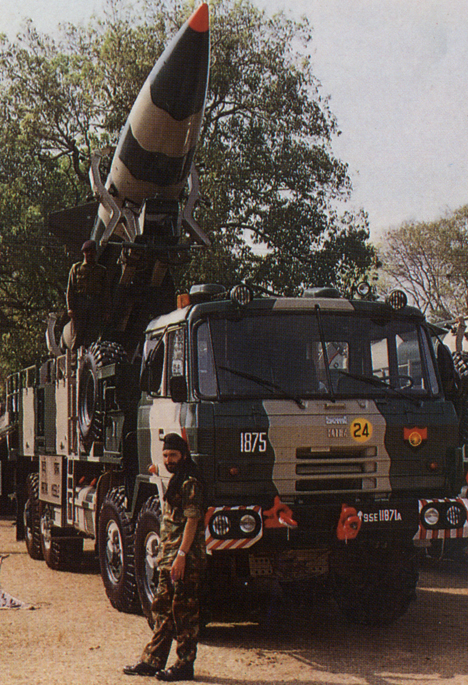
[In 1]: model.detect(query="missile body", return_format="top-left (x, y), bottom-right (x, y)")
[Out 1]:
top-left (93, 3), bottom-right (210, 244)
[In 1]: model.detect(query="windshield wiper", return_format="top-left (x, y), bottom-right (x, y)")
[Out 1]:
top-left (314, 304), bottom-right (336, 402)
top-left (336, 370), bottom-right (420, 404)
top-left (218, 365), bottom-right (305, 408)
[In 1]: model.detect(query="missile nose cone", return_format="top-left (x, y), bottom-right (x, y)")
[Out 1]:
top-left (189, 3), bottom-right (209, 33)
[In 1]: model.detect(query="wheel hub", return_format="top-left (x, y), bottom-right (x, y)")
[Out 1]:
top-left (40, 511), bottom-right (53, 552)
top-left (144, 531), bottom-right (160, 595)
top-left (105, 521), bottom-right (124, 583)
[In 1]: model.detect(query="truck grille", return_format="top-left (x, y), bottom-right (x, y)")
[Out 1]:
top-left (294, 446), bottom-right (381, 494)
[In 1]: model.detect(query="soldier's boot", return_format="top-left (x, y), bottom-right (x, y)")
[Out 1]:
top-left (123, 662), bottom-right (161, 677)
top-left (156, 661), bottom-right (194, 681)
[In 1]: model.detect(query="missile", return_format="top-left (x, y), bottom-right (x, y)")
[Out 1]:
top-left (92, 2), bottom-right (210, 245)
top-left (49, 4), bottom-right (210, 355)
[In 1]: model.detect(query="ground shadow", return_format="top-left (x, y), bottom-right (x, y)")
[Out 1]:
top-left (200, 571), bottom-right (468, 685)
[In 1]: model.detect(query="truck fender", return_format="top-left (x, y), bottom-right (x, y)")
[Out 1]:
top-left (130, 473), bottom-right (166, 520)
top-left (95, 471), bottom-right (115, 541)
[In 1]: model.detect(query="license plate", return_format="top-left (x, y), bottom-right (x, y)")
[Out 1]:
top-left (357, 502), bottom-right (419, 531)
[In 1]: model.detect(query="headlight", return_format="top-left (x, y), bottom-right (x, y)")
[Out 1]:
top-left (445, 504), bottom-right (466, 527)
top-left (208, 508), bottom-right (261, 538)
top-left (230, 284), bottom-right (253, 307)
top-left (239, 514), bottom-right (257, 534)
top-left (385, 289), bottom-right (408, 310)
top-left (356, 281), bottom-right (371, 298)
top-left (211, 514), bottom-right (231, 536)
top-left (423, 506), bottom-right (440, 526)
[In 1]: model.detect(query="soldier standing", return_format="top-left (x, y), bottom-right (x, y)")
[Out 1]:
top-left (124, 433), bottom-right (206, 682)
top-left (66, 239), bottom-right (109, 349)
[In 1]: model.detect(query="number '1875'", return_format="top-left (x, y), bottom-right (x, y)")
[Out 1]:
top-left (240, 432), bottom-right (267, 452)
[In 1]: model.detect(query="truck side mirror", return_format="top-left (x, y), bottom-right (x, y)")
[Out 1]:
top-left (169, 375), bottom-right (188, 402)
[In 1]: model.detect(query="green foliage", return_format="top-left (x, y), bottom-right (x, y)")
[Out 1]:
top-left (380, 205), bottom-right (468, 321)
top-left (0, 0), bottom-right (376, 379)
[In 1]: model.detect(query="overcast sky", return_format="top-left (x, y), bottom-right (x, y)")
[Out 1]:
top-left (2, 0), bottom-right (468, 241)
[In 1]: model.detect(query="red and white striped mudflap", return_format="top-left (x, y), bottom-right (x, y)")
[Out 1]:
top-left (204, 505), bottom-right (263, 554)
top-left (414, 497), bottom-right (468, 541)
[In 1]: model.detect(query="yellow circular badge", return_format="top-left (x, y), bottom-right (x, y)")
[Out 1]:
top-left (350, 418), bottom-right (373, 443)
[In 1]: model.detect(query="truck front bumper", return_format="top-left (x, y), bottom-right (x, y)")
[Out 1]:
top-left (414, 497), bottom-right (468, 541)
top-left (205, 496), bottom-right (468, 552)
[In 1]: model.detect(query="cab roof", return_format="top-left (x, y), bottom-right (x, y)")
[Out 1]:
top-left (145, 295), bottom-right (424, 337)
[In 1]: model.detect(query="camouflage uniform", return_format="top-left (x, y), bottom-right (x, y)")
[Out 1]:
top-left (142, 476), bottom-right (205, 670)
top-left (66, 260), bottom-right (109, 348)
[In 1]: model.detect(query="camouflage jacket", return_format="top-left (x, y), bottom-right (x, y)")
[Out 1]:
top-left (67, 261), bottom-right (109, 310)
top-left (157, 476), bottom-right (206, 571)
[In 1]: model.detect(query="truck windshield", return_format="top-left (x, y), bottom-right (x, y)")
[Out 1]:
top-left (195, 312), bottom-right (439, 400)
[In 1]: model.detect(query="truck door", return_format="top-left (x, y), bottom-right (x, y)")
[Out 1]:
top-left (138, 326), bottom-right (186, 479)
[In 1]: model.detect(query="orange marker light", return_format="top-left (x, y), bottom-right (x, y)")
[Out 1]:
top-left (177, 293), bottom-right (191, 308)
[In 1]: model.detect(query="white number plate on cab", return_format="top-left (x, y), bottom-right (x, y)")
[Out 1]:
top-left (240, 432), bottom-right (267, 453)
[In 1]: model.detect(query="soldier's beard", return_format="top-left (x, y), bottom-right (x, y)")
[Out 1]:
top-left (165, 460), bottom-right (183, 474)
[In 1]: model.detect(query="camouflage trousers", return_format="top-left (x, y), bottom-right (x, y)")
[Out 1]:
top-left (142, 568), bottom-right (201, 670)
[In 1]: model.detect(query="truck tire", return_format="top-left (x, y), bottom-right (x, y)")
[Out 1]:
top-left (39, 506), bottom-right (84, 571)
top-left (98, 486), bottom-right (140, 614)
top-left (78, 341), bottom-right (127, 449)
top-left (331, 545), bottom-right (419, 626)
top-left (24, 473), bottom-right (43, 560)
top-left (135, 496), bottom-right (162, 627)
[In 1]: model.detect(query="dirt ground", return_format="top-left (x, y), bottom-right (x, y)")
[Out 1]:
top-left (1, 518), bottom-right (468, 685)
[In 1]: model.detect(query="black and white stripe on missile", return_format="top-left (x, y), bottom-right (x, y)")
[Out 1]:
top-left (118, 123), bottom-right (196, 188)
top-left (109, 6), bottom-right (209, 203)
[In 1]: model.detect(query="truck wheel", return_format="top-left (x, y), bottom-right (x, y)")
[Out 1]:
top-left (331, 545), bottom-right (419, 626)
top-left (24, 473), bottom-right (43, 560)
top-left (78, 341), bottom-right (127, 449)
top-left (135, 496), bottom-right (162, 627)
top-left (40, 506), bottom-right (84, 571)
top-left (98, 486), bottom-right (140, 614)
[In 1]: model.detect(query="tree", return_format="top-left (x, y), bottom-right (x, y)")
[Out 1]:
top-left (177, 0), bottom-right (377, 295)
top-left (380, 206), bottom-right (468, 321)
top-left (0, 0), bottom-right (377, 379)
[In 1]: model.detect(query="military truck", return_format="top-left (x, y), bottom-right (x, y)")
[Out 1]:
top-left (5, 4), bottom-right (468, 624)
top-left (7, 282), bottom-right (468, 626)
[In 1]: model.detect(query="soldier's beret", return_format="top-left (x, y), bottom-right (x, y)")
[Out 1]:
top-left (81, 239), bottom-right (97, 252)
top-left (163, 433), bottom-right (188, 454)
